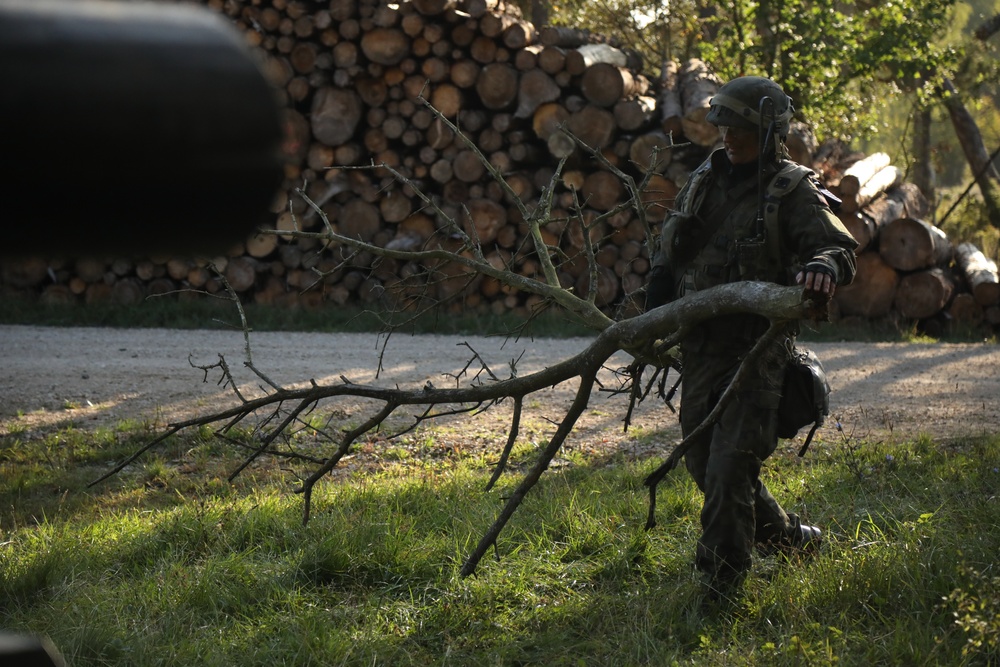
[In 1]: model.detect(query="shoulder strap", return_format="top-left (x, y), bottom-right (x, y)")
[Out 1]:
top-left (678, 159), bottom-right (714, 215)
top-left (763, 161), bottom-right (813, 267)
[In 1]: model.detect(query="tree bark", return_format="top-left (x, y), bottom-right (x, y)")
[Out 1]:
top-left (678, 59), bottom-right (721, 147)
top-left (912, 105), bottom-right (935, 202)
top-left (955, 242), bottom-right (1000, 305)
top-left (938, 77), bottom-right (1000, 228)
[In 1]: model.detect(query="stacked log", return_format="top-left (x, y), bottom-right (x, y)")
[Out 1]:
top-left (828, 146), bottom-right (1000, 333)
top-left (0, 0), bottom-right (724, 317)
top-left (2, 0), bottom-right (998, 336)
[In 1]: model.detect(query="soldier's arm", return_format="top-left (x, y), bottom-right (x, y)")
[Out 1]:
top-left (784, 179), bottom-right (859, 298)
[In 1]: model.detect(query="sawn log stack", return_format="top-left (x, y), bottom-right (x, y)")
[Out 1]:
top-left (1, 0), bottom-right (998, 334)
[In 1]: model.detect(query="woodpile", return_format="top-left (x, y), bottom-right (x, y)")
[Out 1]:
top-left (822, 148), bottom-right (1000, 333)
top-left (0, 0), bottom-right (724, 318)
top-left (1, 0), bottom-right (999, 335)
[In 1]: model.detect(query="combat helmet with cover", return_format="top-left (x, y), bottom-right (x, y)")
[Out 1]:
top-left (706, 76), bottom-right (794, 136)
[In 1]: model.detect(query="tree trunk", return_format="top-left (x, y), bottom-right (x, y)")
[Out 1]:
top-left (224, 256), bottom-right (257, 292)
top-left (565, 105), bottom-right (617, 150)
top-left (581, 170), bottom-right (625, 211)
top-left (912, 105), bottom-right (936, 203)
top-left (539, 25), bottom-right (591, 48)
top-left (893, 267), bottom-right (955, 320)
top-left (629, 131), bottom-right (673, 173)
top-left (833, 152), bottom-right (892, 213)
top-left (462, 198), bottom-right (507, 244)
top-left (938, 77), bottom-right (1000, 229)
top-left (359, 28), bottom-right (410, 65)
top-left (565, 43), bottom-right (627, 75)
top-left (311, 87), bottom-right (363, 146)
top-left (849, 165), bottom-right (903, 214)
top-left (580, 63), bottom-right (648, 108)
top-left (614, 95), bottom-right (657, 132)
top-left (834, 251), bottom-right (899, 318)
top-left (476, 62), bottom-right (519, 110)
top-left (658, 59), bottom-right (683, 138)
top-left (837, 210), bottom-right (876, 254)
top-left (947, 292), bottom-right (984, 324)
top-left (515, 69), bottom-right (560, 118)
top-left (879, 217), bottom-right (953, 272)
top-left (678, 59), bottom-right (721, 147)
top-left (955, 242), bottom-right (1000, 305)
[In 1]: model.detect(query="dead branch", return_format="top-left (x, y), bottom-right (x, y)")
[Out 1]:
top-left (92, 281), bottom-right (811, 576)
top-left (90, 94), bottom-right (816, 576)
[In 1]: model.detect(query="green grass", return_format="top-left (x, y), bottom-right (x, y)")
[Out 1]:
top-left (2, 418), bottom-right (1000, 666)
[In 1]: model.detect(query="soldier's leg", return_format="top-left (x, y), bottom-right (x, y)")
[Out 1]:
top-left (679, 354), bottom-right (718, 494)
top-left (751, 408), bottom-right (822, 553)
top-left (694, 394), bottom-right (766, 579)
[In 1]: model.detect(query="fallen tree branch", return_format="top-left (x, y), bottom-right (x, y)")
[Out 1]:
top-left (91, 281), bottom-right (810, 576)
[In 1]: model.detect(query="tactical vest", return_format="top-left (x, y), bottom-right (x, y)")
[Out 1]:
top-left (669, 157), bottom-right (813, 297)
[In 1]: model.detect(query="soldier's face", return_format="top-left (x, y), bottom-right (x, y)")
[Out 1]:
top-left (718, 125), bottom-right (760, 164)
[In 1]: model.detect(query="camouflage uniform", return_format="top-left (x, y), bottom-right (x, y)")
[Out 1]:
top-left (648, 145), bottom-right (858, 582)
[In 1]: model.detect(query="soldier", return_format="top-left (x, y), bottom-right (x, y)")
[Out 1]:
top-left (646, 76), bottom-right (858, 596)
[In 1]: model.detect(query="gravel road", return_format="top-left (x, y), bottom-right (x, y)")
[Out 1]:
top-left (2, 325), bottom-right (998, 450)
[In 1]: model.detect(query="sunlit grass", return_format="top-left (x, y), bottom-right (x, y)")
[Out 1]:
top-left (1, 421), bottom-right (999, 665)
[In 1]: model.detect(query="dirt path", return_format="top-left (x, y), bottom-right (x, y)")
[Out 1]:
top-left (2, 325), bottom-right (998, 452)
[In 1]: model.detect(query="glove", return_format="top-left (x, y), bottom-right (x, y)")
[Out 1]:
top-left (645, 265), bottom-right (673, 311)
top-left (798, 259), bottom-right (836, 298)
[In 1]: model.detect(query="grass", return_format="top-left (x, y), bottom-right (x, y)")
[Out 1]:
top-left (2, 416), bottom-right (1000, 666)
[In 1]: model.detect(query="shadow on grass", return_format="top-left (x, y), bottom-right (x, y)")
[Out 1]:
top-left (2, 425), bottom-right (999, 665)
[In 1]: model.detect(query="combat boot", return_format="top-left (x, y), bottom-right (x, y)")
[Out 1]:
top-left (756, 518), bottom-right (822, 557)
top-left (792, 523), bottom-right (822, 552)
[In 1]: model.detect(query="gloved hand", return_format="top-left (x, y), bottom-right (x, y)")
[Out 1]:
top-left (796, 260), bottom-right (836, 298)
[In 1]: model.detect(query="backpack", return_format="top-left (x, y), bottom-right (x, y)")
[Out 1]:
top-left (776, 347), bottom-right (831, 456)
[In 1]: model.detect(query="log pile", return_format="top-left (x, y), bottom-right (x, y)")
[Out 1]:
top-left (821, 149), bottom-right (1000, 333)
top-left (1, 0), bottom-right (725, 318)
top-left (1, 0), bottom-right (999, 336)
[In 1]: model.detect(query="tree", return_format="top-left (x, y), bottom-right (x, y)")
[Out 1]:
top-left (527, 0), bottom-right (961, 145)
top-left (534, 0), bottom-right (1000, 236)
top-left (92, 107), bottom-right (823, 577)
top-left (933, 13), bottom-right (1000, 230)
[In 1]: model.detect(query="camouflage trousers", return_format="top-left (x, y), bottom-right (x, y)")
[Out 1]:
top-left (679, 329), bottom-right (799, 579)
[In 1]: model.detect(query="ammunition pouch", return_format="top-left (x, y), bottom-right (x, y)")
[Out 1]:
top-left (645, 265), bottom-right (674, 311)
top-left (776, 347), bottom-right (831, 456)
top-left (663, 211), bottom-right (706, 265)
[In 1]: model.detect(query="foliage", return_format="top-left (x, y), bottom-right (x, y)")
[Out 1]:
top-left (518, 0), bottom-right (962, 144)
top-left (2, 418), bottom-right (1000, 665)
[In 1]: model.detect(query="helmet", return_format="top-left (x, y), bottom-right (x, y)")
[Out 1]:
top-left (706, 76), bottom-right (794, 139)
